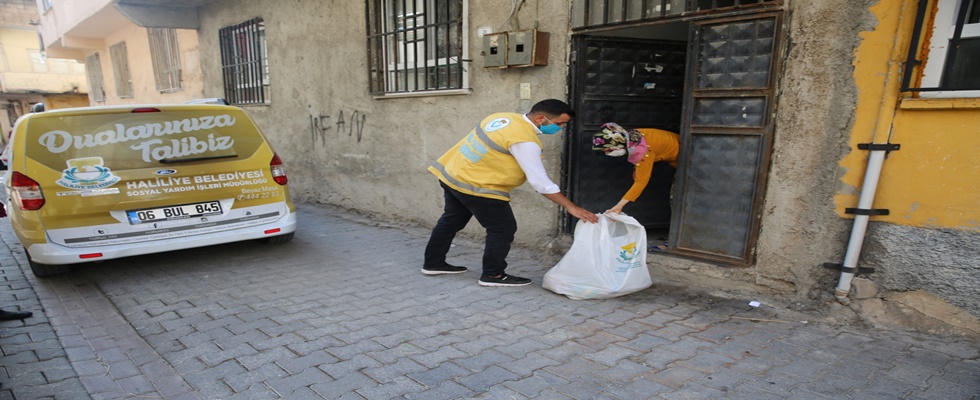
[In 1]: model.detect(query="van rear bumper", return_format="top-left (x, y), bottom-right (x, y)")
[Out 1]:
top-left (26, 212), bottom-right (297, 265)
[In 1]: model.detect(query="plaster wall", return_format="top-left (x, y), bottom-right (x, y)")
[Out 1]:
top-left (0, 0), bottom-right (35, 28)
top-left (197, 0), bottom-right (574, 248)
top-left (0, 27), bottom-right (87, 94)
top-left (88, 23), bottom-right (204, 105)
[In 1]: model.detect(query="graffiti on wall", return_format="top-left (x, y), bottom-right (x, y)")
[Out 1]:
top-left (310, 114), bottom-right (330, 146)
top-left (337, 110), bottom-right (367, 143)
top-left (310, 109), bottom-right (368, 145)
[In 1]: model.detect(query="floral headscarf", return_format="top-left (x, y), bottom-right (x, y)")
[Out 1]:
top-left (592, 122), bottom-right (648, 165)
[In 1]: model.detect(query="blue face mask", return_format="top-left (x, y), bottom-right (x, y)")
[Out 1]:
top-left (540, 116), bottom-right (563, 135)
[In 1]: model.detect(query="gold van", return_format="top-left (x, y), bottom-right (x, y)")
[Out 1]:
top-left (4, 102), bottom-right (297, 276)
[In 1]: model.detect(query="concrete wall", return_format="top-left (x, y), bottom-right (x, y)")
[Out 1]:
top-left (197, 0), bottom-right (574, 248)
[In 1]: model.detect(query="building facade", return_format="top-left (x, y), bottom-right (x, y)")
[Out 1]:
top-left (34, 0), bottom-right (205, 106)
top-left (51, 0), bottom-right (979, 321)
top-left (0, 0), bottom-right (87, 136)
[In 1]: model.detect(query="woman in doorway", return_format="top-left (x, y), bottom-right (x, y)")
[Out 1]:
top-left (592, 122), bottom-right (679, 251)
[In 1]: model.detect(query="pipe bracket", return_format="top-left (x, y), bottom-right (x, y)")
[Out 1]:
top-left (857, 143), bottom-right (900, 152)
top-left (824, 262), bottom-right (876, 275)
top-left (845, 208), bottom-right (890, 216)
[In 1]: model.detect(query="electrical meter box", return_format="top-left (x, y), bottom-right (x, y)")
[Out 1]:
top-left (507, 30), bottom-right (549, 67)
top-left (483, 33), bottom-right (508, 68)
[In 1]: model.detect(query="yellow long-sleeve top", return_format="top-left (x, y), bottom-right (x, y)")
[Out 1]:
top-left (622, 128), bottom-right (680, 202)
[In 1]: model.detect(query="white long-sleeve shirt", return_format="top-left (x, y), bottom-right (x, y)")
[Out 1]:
top-left (510, 115), bottom-right (561, 195)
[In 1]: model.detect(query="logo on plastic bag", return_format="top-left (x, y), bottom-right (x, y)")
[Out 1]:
top-left (616, 242), bottom-right (642, 271)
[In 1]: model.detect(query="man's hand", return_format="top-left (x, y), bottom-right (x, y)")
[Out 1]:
top-left (568, 205), bottom-right (599, 223)
top-left (542, 192), bottom-right (599, 223)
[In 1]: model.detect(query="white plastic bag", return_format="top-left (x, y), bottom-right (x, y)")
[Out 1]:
top-left (543, 213), bottom-right (652, 300)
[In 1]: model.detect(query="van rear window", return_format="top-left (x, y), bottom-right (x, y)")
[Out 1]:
top-left (25, 110), bottom-right (265, 171)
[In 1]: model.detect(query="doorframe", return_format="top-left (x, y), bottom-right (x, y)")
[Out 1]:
top-left (564, 7), bottom-right (786, 268)
top-left (668, 11), bottom-right (785, 267)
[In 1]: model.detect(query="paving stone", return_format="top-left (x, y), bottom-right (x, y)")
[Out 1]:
top-left (264, 367), bottom-right (331, 397)
top-left (850, 374), bottom-right (923, 399)
top-left (362, 357), bottom-right (428, 384)
top-left (501, 370), bottom-right (569, 397)
top-left (643, 365), bottom-right (704, 388)
top-left (402, 380), bottom-right (476, 399)
top-left (457, 365), bottom-right (521, 392)
top-left (356, 375), bottom-right (426, 399)
top-left (748, 371), bottom-right (811, 396)
top-left (310, 371), bottom-right (379, 397)
top-left (455, 349), bottom-right (515, 372)
top-left (552, 373), bottom-right (621, 399)
top-left (498, 352), bottom-right (563, 377)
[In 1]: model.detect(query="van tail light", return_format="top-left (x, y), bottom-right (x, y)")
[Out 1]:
top-left (270, 153), bottom-right (288, 185)
top-left (131, 107), bottom-right (161, 113)
top-left (11, 171), bottom-right (45, 210)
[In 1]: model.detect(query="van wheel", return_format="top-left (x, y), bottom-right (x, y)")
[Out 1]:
top-left (27, 258), bottom-right (71, 277)
top-left (260, 232), bottom-right (294, 244)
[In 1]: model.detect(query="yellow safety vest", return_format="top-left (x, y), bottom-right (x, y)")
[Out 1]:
top-left (429, 113), bottom-right (542, 201)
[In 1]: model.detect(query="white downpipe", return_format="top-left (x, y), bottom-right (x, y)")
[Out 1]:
top-left (835, 147), bottom-right (887, 304)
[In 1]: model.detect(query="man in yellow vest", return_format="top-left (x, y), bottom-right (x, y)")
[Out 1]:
top-left (424, 99), bottom-right (599, 287)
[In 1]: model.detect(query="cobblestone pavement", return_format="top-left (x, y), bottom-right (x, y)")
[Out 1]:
top-left (2, 202), bottom-right (978, 399)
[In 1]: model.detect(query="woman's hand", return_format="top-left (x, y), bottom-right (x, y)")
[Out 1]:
top-left (605, 199), bottom-right (629, 215)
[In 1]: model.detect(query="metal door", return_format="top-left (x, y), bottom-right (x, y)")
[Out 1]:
top-left (565, 36), bottom-right (687, 230)
top-left (669, 14), bottom-right (781, 265)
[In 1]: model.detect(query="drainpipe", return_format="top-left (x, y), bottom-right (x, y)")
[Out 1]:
top-left (834, 0), bottom-right (915, 304)
top-left (834, 141), bottom-right (887, 304)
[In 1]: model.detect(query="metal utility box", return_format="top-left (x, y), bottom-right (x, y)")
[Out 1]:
top-left (507, 30), bottom-right (549, 67)
top-left (483, 33), bottom-right (508, 68)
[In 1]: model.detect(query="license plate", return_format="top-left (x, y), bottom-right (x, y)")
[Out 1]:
top-left (127, 201), bottom-right (222, 224)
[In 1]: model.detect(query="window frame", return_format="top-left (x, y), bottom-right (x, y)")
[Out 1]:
top-left (147, 28), bottom-right (183, 93)
top-left (572, 0), bottom-right (779, 29)
top-left (218, 17), bottom-right (270, 105)
top-left (366, 0), bottom-right (469, 97)
top-left (109, 41), bottom-right (134, 98)
top-left (903, 0), bottom-right (980, 97)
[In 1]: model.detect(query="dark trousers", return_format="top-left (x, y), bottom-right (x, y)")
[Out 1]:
top-left (424, 181), bottom-right (517, 277)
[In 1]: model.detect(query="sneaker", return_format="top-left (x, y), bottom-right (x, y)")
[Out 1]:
top-left (0, 309), bottom-right (32, 321)
top-left (478, 274), bottom-right (532, 287)
top-left (421, 264), bottom-right (468, 275)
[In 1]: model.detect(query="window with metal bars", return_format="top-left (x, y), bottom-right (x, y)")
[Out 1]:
top-left (366, 0), bottom-right (467, 96)
top-left (147, 28), bottom-right (183, 93)
top-left (109, 42), bottom-right (134, 98)
top-left (219, 18), bottom-right (269, 105)
top-left (572, 0), bottom-right (776, 28)
top-left (903, 0), bottom-right (979, 97)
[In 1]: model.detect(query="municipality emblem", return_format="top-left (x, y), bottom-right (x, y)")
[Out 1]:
top-left (616, 241), bottom-right (642, 271)
top-left (56, 157), bottom-right (121, 190)
top-left (484, 117), bottom-right (510, 132)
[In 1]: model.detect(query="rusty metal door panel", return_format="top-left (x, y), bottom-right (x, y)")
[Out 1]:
top-left (670, 14), bottom-right (780, 265)
top-left (675, 134), bottom-right (761, 257)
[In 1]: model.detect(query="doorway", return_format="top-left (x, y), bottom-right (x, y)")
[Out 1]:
top-left (566, 13), bottom-right (782, 267)
top-left (565, 22), bottom-right (690, 251)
